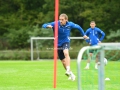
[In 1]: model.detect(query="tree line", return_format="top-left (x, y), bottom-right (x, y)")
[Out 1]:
top-left (0, 0), bottom-right (120, 49)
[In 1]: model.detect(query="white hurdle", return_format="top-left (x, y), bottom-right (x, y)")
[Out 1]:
top-left (77, 43), bottom-right (120, 90)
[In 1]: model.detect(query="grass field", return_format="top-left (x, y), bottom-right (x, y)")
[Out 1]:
top-left (0, 60), bottom-right (120, 90)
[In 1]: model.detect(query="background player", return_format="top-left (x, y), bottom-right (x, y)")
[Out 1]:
top-left (84, 21), bottom-right (105, 69)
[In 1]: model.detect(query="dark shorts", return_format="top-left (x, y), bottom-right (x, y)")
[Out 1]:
top-left (89, 49), bottom-right (98, 53)
top-left (89, 49), bottom-right (100, 59)
top-left (89, 45), bottom-right (99, 53)
top-left (58, 42), bottom-right (70, 60)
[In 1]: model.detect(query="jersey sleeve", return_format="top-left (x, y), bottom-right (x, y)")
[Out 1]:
top-left (85, 29), bottom-right (90, 36)
top-left (42, 22), bottom-right (55, 28)
top-left (70, 22), bottom-right (85, 36)
top-left (98, 28), bottom-right (105, 41)
top-left (85, 29), bottom-right (90, 43)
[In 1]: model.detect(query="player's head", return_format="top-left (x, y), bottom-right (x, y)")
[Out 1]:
top-left (59, 13), bottom-right (68, 25)
top-left (90, 21), bottom-right (96, 28)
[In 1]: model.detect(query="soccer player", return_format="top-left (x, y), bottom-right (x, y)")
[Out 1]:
top-left (84, 21), bottom-right (105, 69)
top-left (42, 13), bottom-right (88, 81)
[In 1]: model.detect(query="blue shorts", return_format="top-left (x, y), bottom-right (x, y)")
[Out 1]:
top-left (58, 42), bottom-right (70, 60)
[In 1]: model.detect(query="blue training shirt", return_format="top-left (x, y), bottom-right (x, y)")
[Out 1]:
top-left (85, 27), bottom-right (105, 46)
top-left (42, 21), bottom-right (85, 46)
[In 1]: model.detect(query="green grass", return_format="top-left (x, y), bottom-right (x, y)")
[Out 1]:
top-left (0, 60), bottom-right (120, 90)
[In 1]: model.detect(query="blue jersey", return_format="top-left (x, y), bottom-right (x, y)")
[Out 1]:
top-left (85, 27), bottom-right (105, 46)
top-left (42, 21), bottom-right (85, 46)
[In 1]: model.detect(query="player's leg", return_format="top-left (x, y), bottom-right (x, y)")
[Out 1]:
top-left (58, 48), bottom-right (75, 81)
top-left (58, 50), bottom-right (71, 75)
top-left (62, 42), bottom-right (75, 81)
top-left (84, 53), bottom-right (92, 69)
top-left (95, 57), bottom-right (98, 69)
top-left (62, 42), bottom-right (71, 73)
top-left (58, 47), bottom-right (70, 73)
top-left (95, 51), bottom-right (100, 69)
top-left (58, 47), bottom-right (66, 70)
top-left (63, 49), bottom-right (70, 72)
top-left (63, 51), bottom-right (76, 81)
top-left (61, 57), bottom-right (75, 81)
top-left (84, 50), bottom-right (93, 69)
top-left (61, 59), bottom-right (66, 70)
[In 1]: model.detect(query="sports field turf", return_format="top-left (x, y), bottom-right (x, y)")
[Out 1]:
top-left (0, 60), bottom-right (120, 90)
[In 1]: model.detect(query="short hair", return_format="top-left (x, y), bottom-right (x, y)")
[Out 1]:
top-left (59, 13), bottom-right (68, 20)
top-left (90, 21), bottom-right (96, 24)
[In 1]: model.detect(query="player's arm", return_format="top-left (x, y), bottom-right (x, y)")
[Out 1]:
top-left (70, 22), bottom-right (88, 39)
top-left (85, 29), bottom-right (91, 44)
top-left (98, 29), bottom-right (105, 42)
top-left (42, 22), bottom-right (55, 29)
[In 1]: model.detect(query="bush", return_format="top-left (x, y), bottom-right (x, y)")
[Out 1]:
top-left (0, 50), bottom-right (30, 60)
top-left (0, 44), bottom-right (120, 61)
top-left (5, 27), bottom-right (31, 49)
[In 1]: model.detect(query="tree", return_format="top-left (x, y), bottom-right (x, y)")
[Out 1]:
top-left (0, 0), bottom-right (120, 49)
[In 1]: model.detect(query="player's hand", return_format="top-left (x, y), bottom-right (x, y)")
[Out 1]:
top-left (47, 25), bottom-right (53, 29)
top-left (83, 35), bottom-right (89, 39)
